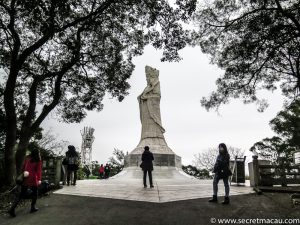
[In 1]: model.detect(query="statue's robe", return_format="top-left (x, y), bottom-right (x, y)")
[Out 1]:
top-left (138, 81), bottom-right (165, 140)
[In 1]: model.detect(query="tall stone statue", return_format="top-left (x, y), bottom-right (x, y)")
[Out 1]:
top-left (138, 66), bottom-right (165, 140)
top-left (124, 66), bottom-right (181, 167)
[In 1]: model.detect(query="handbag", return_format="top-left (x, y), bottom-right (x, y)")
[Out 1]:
top-left (219, 167), bottom-right (232, 178)
top-left (23, 187), bottom-right (34, 199)
top-left (16, 173), bottom-right (24, 185)
top-left (62, 157), bottom-right (69, 165)
top-left (16, 159), bottom-right (30, 185)
top-left (139, 161), bottom-right (144, 169)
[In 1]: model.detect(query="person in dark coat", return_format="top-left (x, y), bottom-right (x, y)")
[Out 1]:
top-left (66, 145), bottom-right (79, 186)
top-left (104, 163), bottom-right (110, 179)
top-left (209, 143), bottom-right (232, 204)
top-left (8, 148), bottom-right (42, 217)
top-left (141, 146), bottom-right (154, 188)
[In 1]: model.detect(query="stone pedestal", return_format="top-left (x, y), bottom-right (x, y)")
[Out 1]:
top-left (124, 137), bottom-right (182, 168)
top-left (125, 153), bottom-right (182, 168)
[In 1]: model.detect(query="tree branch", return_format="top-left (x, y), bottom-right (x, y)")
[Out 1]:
top-left (0, 19), bottom-right (13, 52)
top-left (18, 0), bottom-right (57, 66)
top-left (0, 1), bottom-right (11, 13)
top-left (205, 7), bottom-right (279, 30)
top-left (58, 0), bottom-right (115, 32)
top-left (274, 0), bottom-right (300, 35)
top-left (7, 0), bottom-right (20, 66)
top-left (30, 27), bottom-right (83, 132)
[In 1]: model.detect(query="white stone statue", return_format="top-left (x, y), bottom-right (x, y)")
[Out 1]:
top-left (138, 66), bottom-right (165, 140)
top-left (124, 65), bottom-right (181, 167)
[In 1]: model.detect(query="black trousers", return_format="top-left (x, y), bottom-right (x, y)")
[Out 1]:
top-left (143, 170), bottom-right (153, 186)
top-left (10, 185), bottom-right (38, 211)
top-left (67, 169), bottom-right (77, 184)
top-left (104, 171), bottom-right (110, 179)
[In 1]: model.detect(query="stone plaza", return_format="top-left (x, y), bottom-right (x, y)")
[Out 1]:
top-left (55, 66), bottom-right (253, 203)
top-left (54, 167), bottom-right (253, 203)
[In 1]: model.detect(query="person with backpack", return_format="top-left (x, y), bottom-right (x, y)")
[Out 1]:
top-left (209, 143), bottom-right (232, 204)
top-left (140, 146), bottom-right (154, 188)
top-left (66, 145), bottom-right (79, 186)
top-left (104, 163), bottom-right (110, 179)
top-left (8, 148), bottom-right (42, 217)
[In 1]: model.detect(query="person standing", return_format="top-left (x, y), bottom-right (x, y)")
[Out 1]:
top-left (61, 153), bottom-right (68, 185)
top-left (99, 164), bottom-right (104, 179)
top-left (209, 143), bottom-right (232, 204)
top-left (8, 148), bottom-right (42, 217)
top-left (104, 163), bottom-right (110, 179)
top-left (66, 145), bottom-right (79, 186)
top-left (141, 146), bottom-right (154, 188)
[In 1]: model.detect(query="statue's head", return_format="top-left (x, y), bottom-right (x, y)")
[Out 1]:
top-left (145, 65), bottom-right (159, 86)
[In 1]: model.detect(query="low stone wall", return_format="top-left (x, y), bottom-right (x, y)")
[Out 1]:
top-left (42, 157), bottom-right (62, 187)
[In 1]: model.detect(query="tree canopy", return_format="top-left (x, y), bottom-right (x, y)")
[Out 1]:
top-left (0, 0), bottom-right (197, 185)
top-left (182, 165), bottom-right (210, 179)
top-left (251, 99), bottom-right (300, 162)
top-left (193, 0), bottom-right (300, 111)
top-left (108, 148), bottom-right (125, 175)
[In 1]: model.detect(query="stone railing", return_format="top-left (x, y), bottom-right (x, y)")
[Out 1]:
top-left (249, 156), bottom-right (300, 187)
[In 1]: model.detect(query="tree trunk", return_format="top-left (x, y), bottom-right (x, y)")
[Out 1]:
top-left (3, 69), bottom-right (18, 186)
top-left (4, 133), bottom-right (16, 186)
top-left (15, 132), bottom-right (32, 175)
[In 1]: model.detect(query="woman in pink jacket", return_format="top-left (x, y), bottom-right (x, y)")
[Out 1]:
top-left (99, 164), bottom-right (104, 179)
top-left (8, 148), bottom-right (42, 217)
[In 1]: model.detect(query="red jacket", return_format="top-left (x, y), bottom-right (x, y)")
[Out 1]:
top-left (99, 166), bottom-right (104, 173)
top-left (22, 157), bottom-right (42, 187)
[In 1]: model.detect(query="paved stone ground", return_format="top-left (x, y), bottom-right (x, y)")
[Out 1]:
top-left (1, 192), bottom-right (299, 225)
top-left (54, 167), bottom-right (253, 203)
top-left (1, 168), bottom-right (299, 225)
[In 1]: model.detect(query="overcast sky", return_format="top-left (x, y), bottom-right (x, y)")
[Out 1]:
top-left (40, 45), bottom-right (285, 166)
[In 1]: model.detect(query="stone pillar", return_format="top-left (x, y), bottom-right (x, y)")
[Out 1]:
top-left (250, 155), bottom-right (260, 187)
top-left (55, 158), bottom-right (62, 187)
top-left (253, 156), bottom-right (260, 186)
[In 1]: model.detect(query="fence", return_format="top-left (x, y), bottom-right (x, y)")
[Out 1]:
top-left (249, 156), bottom-right (300, 187)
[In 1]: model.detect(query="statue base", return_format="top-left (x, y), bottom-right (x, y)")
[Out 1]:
top-left (124, 153), bottom-right (182, 168)
top-left (124, 137), bottom-right (182, 168)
